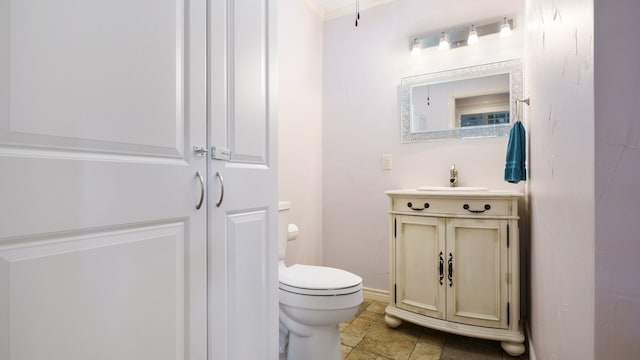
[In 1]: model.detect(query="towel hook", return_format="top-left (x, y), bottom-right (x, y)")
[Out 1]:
top-left (515, 97), bottom-right (530, 121)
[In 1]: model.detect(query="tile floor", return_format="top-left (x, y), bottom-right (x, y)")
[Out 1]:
top-left (339, 299), bottom-right (529, 360)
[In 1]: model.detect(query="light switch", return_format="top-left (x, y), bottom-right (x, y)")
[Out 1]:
top-left (382, 154), bottom-right (392, 170)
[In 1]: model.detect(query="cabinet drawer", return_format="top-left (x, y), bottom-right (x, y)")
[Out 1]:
top-left (392, 197), bottom-right (510, 216)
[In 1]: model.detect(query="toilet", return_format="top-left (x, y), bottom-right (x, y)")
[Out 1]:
top-left (278, 201), bottom-right (363, 360)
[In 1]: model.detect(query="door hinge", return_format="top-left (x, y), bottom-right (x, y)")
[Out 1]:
top-left (394, 284), bottom-right (397, 304)
top-left (507, 224), bottom-right (510, 248)
top-left (394, 218), bottom-right (397, 238)
top-left (507, 302), bottom-right (510, 326)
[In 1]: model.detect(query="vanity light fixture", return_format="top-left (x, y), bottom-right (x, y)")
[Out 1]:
top-left (411, 38), bottom-right (421, 56)
top-left (467, 25), bottom-right (479, 45)
top-left (438, 32), bottom-right (450, 51)
top-left (409, 17), bottom-right (514, 54)
top-left (500, 17), bottom-right (512, 38)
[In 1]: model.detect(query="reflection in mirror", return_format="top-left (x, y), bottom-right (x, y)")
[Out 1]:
top-left (401, 59), bottom-right (522, 142)
top-left (411, 74), bottom-right (510, 132)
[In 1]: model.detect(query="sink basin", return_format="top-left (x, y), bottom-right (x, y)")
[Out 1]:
top-left (416, 186), bottom-right (489, 191)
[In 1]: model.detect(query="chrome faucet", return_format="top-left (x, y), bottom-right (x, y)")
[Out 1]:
top-left (450, 164), bottom-right (458, 187)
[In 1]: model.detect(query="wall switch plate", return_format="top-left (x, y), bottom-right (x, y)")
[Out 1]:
top-left (382, 154), bottom-right (392, 170)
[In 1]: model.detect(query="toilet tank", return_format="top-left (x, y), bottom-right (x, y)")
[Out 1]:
top-left (278, 201), bottom-right (291, 261)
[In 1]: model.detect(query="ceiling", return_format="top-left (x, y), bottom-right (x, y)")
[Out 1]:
top-left (304, 0), bottom-right (521, 25)
top-left (304, 0), bottom-right (397, 20)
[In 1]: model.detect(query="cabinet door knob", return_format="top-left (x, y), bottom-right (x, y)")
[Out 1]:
top-left (439, 252), bottom-right (444, 286)
top-left (448, 253), bottom-right (454, 287)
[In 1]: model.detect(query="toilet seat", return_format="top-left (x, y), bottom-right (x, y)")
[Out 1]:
top-left (279, 283), bottom-right (362, 296)
top-left (279, 264), bottom-right (362, 296)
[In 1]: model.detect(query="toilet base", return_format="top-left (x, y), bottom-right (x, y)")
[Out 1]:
top-left (287, 324), bottom-right (341, 360)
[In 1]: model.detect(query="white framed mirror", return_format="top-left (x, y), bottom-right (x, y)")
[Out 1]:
top-left (400, 59), bottom-right (523, 142)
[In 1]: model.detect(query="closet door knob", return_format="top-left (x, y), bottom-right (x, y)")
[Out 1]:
top-left (215, 171), bottom-right (224, 208)
top-left (195, 171), bottom-right (205, 210)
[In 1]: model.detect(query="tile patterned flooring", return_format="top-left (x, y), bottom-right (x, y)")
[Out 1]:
top-left (339, 299), bottom-right (529, 360)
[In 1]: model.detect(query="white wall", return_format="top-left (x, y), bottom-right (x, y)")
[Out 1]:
top-left (278, 0), bottom-right (324, 266)
top-left (280, 0), bottom-right (640, 358)
top-left (322, 0), bottom-right (525, 291)
top-left (594, 0), bottom-right (640, 358)
top-left (524, 0), bottom-right (595, 358)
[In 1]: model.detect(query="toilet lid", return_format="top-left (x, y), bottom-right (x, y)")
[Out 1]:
top-left (279, 264), bottom-right (362, 290)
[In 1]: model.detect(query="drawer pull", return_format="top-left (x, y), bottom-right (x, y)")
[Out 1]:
top-left (407, 202), bottom-right (430, 211)
top-left (463, 203), bottom-right (491, 213)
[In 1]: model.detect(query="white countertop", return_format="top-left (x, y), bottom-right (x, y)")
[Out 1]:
top-left (385, 188), bottom-right (524, 198)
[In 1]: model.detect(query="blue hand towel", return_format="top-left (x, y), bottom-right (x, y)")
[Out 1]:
top-left (504, 121), bottom-right (526, 183)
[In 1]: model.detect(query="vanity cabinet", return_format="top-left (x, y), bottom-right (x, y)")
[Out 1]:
top-left (385, 190), bottom-right (525, 356)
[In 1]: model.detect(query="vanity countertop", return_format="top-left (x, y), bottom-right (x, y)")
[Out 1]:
top-left (385, 188), bottom-right (524, 198)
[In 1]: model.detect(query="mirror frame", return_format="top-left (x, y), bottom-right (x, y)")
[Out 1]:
top-left (400, 59), bottom-right (523, 142)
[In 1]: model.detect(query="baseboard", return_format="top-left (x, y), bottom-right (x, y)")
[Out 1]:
top-left (525, 321), bottom-right (537, 360)
top-left (363, 287), bottom-right (390, 303)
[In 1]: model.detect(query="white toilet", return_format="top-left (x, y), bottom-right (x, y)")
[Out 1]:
top-left (278, 201), bottom-right (363, 360)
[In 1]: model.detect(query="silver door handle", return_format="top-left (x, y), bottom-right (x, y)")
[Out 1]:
top-left (196, 171), bottom-right (205, 210)
top-left (215, 171), bottom-right (224, 208)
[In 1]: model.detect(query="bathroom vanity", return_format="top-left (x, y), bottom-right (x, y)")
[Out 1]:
top-left (384, 189), bottom-right (525, 356)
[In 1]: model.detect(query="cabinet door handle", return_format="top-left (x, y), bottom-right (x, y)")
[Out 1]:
top-left (439, 252), bottom-right (444, 286)
top-left (407, 202), bottom-right (430, 211)
top-left (448, 253), bottom-right (454, 287)
top-left (462, 203), bottom-right (491, 213)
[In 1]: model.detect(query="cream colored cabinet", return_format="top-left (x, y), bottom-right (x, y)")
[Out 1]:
top-left (385, 190), bottom-right (525, 356)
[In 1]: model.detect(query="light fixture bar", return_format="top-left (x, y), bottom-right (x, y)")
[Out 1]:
top-left (411, 38), bottom-right (421, 56)
top-left (500, 17), bottom-right (512, 38)
top-left (409, 18), bottom-right (514, 51)
top-left (438, 32), bottom-right (450, 51)
top-left (467, 25), bottom-right (479, 45)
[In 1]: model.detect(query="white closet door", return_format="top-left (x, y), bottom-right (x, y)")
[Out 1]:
top-left (208, 0), bottom-right (278, 359)
top-left (0, 0), bottom-right (207, 359)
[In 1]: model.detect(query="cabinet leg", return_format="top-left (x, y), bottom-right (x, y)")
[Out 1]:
top-left (500, 341), bottom-right (525, 356)
top-left (384, 314), bottom-right (402, 328)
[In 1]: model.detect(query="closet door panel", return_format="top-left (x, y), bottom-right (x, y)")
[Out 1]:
top-left (0, 0), bottom-right (208, 359)
top-left (208, 0), bottom-right (278, 359)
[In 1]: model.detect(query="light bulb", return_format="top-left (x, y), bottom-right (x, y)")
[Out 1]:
top-left (467, 25), bottom-right (479, 45)
top-left (500, 17), bottom-right (512, 38)
top-left (411, 38), bottom-right (421, 56)
top-left (438, 32), bottom-right (449, 51)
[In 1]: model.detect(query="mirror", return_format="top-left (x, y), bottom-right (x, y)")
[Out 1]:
top-left (400, 59), bottom-right (523, 142)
